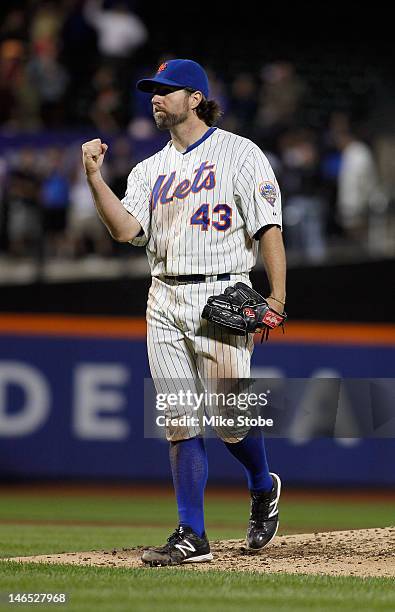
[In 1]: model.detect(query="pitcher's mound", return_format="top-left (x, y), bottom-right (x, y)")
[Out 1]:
top-left (10, 527), bottom-right (395, 578)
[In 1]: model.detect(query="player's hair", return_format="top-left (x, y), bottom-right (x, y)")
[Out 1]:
top-left (186, 89), bottom-right (223, 126)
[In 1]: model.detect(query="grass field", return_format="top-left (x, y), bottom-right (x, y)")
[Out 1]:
top-left (0, 486), bottom-right (394, 611)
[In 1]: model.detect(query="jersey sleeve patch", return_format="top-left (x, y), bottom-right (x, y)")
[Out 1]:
top-left (259, 181), bottom-right (277, 206)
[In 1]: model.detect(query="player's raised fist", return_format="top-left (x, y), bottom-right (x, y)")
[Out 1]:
top-left (82, 138), bottom-right (108, 176)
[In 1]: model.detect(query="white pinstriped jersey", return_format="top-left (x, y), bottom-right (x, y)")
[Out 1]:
top-left (121, 127), bottom-right (282, 276)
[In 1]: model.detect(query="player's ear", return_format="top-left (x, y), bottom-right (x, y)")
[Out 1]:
top-left (189, 90), bottom-right (203, 110)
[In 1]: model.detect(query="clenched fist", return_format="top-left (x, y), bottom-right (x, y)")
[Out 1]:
top-left (82, 138), bottom-right (108, 176)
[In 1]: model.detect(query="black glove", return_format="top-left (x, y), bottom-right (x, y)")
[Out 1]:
top-left (201, 282), bottom-right (287, 340)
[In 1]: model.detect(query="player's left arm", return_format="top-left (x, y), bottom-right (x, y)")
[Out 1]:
top-left (234, 143), bottom-right (286, 312)
top-left (259, 224), bottom-right (286, 313)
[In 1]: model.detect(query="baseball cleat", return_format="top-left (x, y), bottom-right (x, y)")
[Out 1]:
top-left (246, 472), bottom-right (281, 550)
top-left (141, 525), bottom-right (213, 566)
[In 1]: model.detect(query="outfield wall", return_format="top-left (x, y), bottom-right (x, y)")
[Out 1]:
top-left (0, 315), bottom-right (394, 485)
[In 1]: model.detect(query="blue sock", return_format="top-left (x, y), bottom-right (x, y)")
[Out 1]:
top-left (169, 437), bottom-right (208, 537)
top-left (224, 428), bottom-right (273, 492)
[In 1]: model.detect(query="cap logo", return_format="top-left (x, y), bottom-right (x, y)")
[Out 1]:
top-left (259, 181), bottom-right (277, 206)
top-left (157, 62), bottom-right (168, 73)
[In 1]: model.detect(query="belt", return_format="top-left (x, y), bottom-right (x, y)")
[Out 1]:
top-left (163, 273), bottom-right (231, 283)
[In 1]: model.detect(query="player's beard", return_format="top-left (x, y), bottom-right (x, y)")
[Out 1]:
top-left (153, 99), bottom-right (189, 130)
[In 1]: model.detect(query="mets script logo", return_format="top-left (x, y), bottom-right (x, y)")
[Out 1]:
top-left (259, 181), bottom-right (277, 206)
top-left (150, 162), bottom-right (216, 210)
top-left (157, 62), bottom-right (168, 73)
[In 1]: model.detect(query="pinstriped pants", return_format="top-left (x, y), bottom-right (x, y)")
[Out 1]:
top-left (147, 274), bottom-right (255, 441)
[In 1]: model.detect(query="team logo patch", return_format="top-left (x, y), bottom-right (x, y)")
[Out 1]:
top-left (157, 62), bottom-right (168, 73)
top-left (259, 181), bottom-right (277, 206)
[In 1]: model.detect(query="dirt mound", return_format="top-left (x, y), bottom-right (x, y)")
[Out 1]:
top-left (9, 528), bottom-right (395, 578)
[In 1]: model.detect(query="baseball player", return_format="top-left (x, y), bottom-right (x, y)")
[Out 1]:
top-left (82, 59), bottom-right (286, 566)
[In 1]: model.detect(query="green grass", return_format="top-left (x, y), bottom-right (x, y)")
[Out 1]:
top-left (0, 493), bottom-right (393, 534)
top-left (0, 563), bottom-right (394, 612)
top-left (0, 525), bottom-right (170, 559)
top-left (0, 491), bottom-right (393, 611)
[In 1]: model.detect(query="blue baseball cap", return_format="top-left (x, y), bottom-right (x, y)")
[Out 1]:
top-left (137, 59), bottom-right (209, 98)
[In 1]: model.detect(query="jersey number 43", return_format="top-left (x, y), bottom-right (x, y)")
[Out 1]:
top-left (190, 204), bottom-right (232, 231)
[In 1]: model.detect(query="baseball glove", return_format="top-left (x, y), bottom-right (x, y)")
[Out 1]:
top-left (201, 282), bottom-right (287, 340)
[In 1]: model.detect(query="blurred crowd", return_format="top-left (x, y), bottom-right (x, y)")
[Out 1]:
top-left (0, 137), bottom-right (138, 260)
top-left (0, 1), bottom-right (394, 264)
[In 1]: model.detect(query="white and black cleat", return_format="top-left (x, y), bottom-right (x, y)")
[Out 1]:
top-left (246, 472), bottom-right (281, 550)
top-left (141, 525), bottom-right (213, 567)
